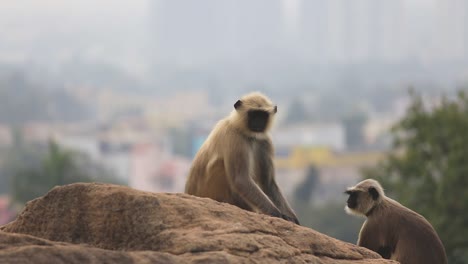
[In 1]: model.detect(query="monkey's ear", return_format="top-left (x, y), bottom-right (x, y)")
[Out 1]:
top-left (274, 105), bottom-right (278, 113)
top-left (234, 100), bottom-right (242, 110)
top-left (369, 187), bottom-right (379, 200)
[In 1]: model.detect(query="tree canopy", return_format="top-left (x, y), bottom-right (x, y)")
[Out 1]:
top-left (362, 90), bottom-right (468, 263)
top-left (294, 165), bottom-right (320, 203)
top-left (3, 138), bottom-right (119, 206)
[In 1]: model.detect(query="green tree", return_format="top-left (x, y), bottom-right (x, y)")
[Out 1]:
top-left (362, 90), bottom-right (468, 263)
top-left (5, 139), bottom-right (118, 205)
top-left (0, 71), bottom-right (92, 124)
top-left (293, 202), bottom-right (364, 243)
top-left (294, 165), bottom-right (319, 203)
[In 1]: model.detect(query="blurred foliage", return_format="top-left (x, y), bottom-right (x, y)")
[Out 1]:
top-left (294, 165), bottom-right (319, 203)
top-left (294, 201), bottom-right (364, 243)
top-left (3, 134), bottom-right (120, 206)
top-left (292, 166), bottom-right (363, 243)
top-left (362, 90), bottom-right (468, 263)
top-left (0, 72), bottom-right (92, 124)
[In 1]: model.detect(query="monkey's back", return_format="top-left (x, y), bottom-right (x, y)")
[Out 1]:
top-left (384, 200), bottom-right (447, 264)
top-left (395, 212), bottom-right (447, 263)
top-left (185, 119), bottom-right (235, 203)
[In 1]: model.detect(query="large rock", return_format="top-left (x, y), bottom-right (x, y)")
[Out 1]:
top-left (0, 183), bottom-right (397, 263)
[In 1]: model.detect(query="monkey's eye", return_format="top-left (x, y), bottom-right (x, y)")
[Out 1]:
top-left (345, 191), bottom-right (359, 200)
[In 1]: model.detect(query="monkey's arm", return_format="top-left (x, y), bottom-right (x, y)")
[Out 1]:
top-left (257, 139), bottom-right (299, 224)
top-left (224, 145), bottom-right (283, 218)
top-left (263, 181), bottom-right (300, 224)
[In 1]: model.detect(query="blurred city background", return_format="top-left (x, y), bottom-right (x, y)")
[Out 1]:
top-left (0, 0), bottom-right (467, 262)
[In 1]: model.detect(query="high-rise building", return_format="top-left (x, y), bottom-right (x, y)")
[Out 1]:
top-left (299, 0), bottom-right (406, 64)
top-left (465, 1), bottom-right (468, 60)
top-left (150, 0), bottom-right (466, 66)
top-left (151, 0), bottom-right (226, 64)
top-left (299, 0), bottom-right (330, 63)
top-left (367, 0), bottom-right (406, 62)
top-left (151, 0), bottom-right (284, 65)
top-left (434, 0), bottom-right (467, 61)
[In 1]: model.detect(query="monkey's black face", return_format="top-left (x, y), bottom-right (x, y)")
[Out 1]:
top-left (247, 110), bottom-right (270, 132)
top-left (346, 191), bottom-right (359, 209)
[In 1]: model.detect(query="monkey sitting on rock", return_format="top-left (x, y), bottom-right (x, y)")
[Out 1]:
top-left (185, 92), bottom-right (299, 224)
top-left (345, 179), bottom-right (447, 264)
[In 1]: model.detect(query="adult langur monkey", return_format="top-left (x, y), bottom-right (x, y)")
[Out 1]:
top-left (345, 179), bottom-right (447, 264)
top-left (185, 92), bottom-right (299, 224)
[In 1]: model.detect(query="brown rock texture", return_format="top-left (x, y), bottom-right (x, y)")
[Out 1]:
top-left (0, 183), bottom-right (397, 264)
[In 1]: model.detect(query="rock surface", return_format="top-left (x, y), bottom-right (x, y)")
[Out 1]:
top-left (0, 183), bottom-right (397, 263)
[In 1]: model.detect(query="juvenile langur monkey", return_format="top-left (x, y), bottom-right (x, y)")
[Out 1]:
top-left (345, 179), bottom-right (447, 264)
top-left (185, 92), bottom-right (299, 224)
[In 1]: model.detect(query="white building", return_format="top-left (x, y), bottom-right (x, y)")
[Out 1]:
top-left (273, 123), bottom-right (345, 151)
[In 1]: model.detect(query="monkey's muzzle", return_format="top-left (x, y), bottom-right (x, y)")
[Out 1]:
top-left (345, 190), bottom-right (358, 209)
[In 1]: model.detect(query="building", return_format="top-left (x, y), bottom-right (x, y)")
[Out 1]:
top-left (151, 0), bottom-right (284, 64)
top-left (275, 146), bottom-right (384, 205)
top-left (0, 196), bottom-right (14, 225)
top-left (433, 0), bottom-right (467, 61)
top-left (273, 123), bottom-right (345, 152)
top-left (129, 143), bottom-right (191, 193)
top-left (299, 0), bottom-right (406, 64)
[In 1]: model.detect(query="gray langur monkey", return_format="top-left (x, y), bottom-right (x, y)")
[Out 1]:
top-left (345, 179), bottom-right (447, 264)
top-left (185, 92), bottom-right (299, 224)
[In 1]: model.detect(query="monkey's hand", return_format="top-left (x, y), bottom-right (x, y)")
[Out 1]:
top-left (271, 211), bottom-right (300, 225)
top-left (281, 214), bottom-right (300, 225)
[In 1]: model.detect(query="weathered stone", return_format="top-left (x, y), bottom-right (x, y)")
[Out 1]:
top-left (1, 183), bottom-right (397, 263)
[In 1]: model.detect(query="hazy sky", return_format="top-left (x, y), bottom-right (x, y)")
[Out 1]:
top-left (0, 0), bottom-right (149, 19)
top-left (0, 0), bottom-right (150, 75)
top-left (0, 0), bottom-right (435, 39)
top-left (0, 0), bottom-right (459, 75)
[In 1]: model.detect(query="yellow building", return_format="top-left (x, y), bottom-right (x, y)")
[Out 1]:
top-left (275, 146), bottom-right (384, 170)
top-left (274, 146), bottom-right (386, 203)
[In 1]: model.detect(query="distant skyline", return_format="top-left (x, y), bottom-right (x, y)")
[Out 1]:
top-left (0, 0), bottom-right (467, 90)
